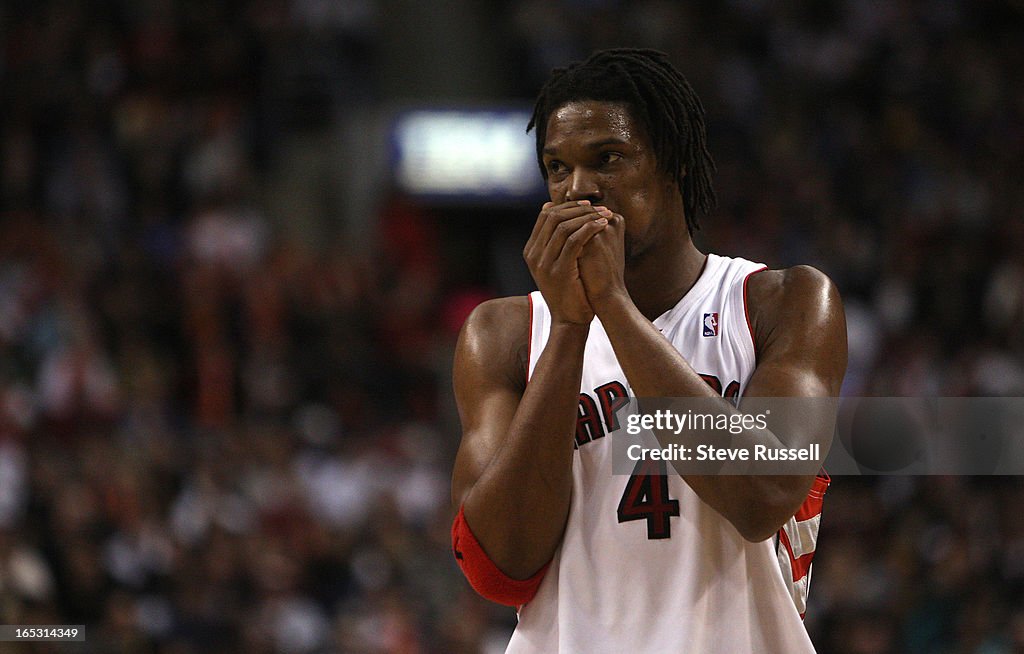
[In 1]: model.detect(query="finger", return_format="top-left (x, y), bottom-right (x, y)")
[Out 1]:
top-left (526, 201), bottom-right (592, 263)
top-left (526, 201), bottom-right (555, 249)
top-left (535, 201), bottom-right (601, 251)
top-left (538, 214), bottom-right (608, 269)
top-left (556, 217), bottom-right (608, 264)
top-left (525, 201), bottom-right (600, 264)
top-left (588, 207), bottom-right (617, 223)
top-left (539, 201), bottom-right (598, 239)
top-left (583, 212), bottom-right (623, 247)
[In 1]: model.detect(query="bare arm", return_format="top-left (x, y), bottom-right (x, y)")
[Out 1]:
top-left (736, 266), bottom-right (847, 532)
top-left (451, 298), bottom-right (587, 579)
top-left (594, 267), bottom-right (845, 540)
top-left (451, 201), bottom-right (609, 579)
top-left (580, 220), bottom-right (847, 541)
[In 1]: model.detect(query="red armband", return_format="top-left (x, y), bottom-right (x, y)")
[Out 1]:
top-left (451, 505), bottom-right (550, 607)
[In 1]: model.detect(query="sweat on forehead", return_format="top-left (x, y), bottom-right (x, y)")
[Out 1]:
top-left (551, 102), bottom-right (634, 129)
top-left (544, 102), bottom-right (642, 147)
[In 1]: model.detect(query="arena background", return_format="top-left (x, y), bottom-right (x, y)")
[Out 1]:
top-left (1, 1), bottom-right (1023, 652)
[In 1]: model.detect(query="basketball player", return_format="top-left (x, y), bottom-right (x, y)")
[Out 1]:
top-left (450, 49), bottom-right (847, 652)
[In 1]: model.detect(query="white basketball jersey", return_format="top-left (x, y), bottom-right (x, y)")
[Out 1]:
top-left (508, 254), bottom-right (820, 654)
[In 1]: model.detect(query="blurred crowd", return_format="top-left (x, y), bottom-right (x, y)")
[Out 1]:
top-left (1, 0), bottom-right (1023, 652)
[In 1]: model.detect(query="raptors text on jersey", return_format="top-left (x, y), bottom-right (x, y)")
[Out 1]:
top-left (509, 254), bottom-right (823, 654)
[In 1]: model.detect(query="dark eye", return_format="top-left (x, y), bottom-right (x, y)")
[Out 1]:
top-left (547, 160), bottom-right (567, 177)
top-left (600, 152), bottom-right (623, 165)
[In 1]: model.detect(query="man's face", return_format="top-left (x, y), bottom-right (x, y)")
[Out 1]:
top-left (542, 100), bottom-right (679, 262)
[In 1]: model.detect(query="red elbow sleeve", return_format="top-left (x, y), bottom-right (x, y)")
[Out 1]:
top-left (451, 505), bottom-right (550, 607)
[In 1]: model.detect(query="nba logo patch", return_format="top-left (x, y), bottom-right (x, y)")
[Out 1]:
top-left (702, 313), bottom-right (719, 337)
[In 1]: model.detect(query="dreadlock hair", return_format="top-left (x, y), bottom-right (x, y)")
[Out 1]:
top-left (527, 48), bottom-right (716, 235)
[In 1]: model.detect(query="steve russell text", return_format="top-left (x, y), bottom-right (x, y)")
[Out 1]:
top-left (626, 443), bottom-right (822, 462)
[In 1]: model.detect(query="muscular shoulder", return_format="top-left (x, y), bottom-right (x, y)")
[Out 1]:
top-left (746, 265), bottom-right (840, 321)
top-left (745, 266), bottom-right (846, 369)
top-left (456, 296), bottom-right (531, 392)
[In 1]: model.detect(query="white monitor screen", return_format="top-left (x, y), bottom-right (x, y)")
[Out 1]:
top-left (391, 108), bottom-right (545, 201)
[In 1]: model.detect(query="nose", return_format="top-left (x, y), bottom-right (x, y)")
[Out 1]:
top-left (564, 169), bottom-right (602, 203)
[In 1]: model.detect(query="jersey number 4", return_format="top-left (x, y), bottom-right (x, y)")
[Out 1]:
top-left (617, 459), bottom-right (680, 539)
top-left (616, 374), bottom-right (738, 539)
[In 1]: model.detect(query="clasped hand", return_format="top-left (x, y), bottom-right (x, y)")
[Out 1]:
top-left (523, 200), bottom-right (626, 326)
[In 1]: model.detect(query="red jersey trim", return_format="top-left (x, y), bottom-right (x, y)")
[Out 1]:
top-left (794, 473), bottom-right (830, 521)
top-left (778, 527), bottom-right (815, 583)
top-left (742, 266), bottom-right (769, 363)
